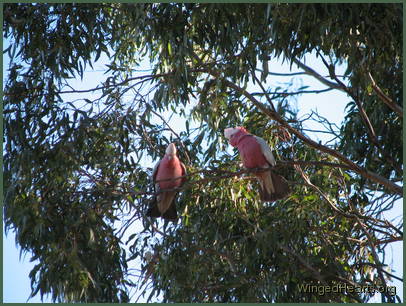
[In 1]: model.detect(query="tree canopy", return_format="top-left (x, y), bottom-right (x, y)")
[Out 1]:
top-left (3, 3), bottom-right (403, 303)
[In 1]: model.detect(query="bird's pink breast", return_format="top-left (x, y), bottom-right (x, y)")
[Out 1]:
top-left (156, 156), bottom-right (184, 189)
top-left (237, 136), bottom-right (268, 168)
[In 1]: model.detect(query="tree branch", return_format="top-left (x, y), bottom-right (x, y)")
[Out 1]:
top-left (189, 245), bottom-right (237, 273)
top-left (317, 52), bottom-right (379, 145)
top-left (292, 58), bottom-right (343, 90)
top-left (278, 244), bottom-right (327, 284)
top-left (367, 72), bottom-right (403, 117)
top-left (149, 108), bottom-right (191, 165)
top-left (353, 262), bottom-right (403, 282)
top-left (251, 88), bottom-right (334, 97)
top-left (354, 216), bottom-right (395, 301)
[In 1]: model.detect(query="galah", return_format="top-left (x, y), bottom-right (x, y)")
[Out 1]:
top-left (146, 143), bottom-right (186, 221)
top-left (224, 127), bottom-right (290, 202)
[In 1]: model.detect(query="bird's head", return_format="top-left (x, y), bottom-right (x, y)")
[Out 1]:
top-left (224, 127), bottom-right (248, 146)
top-left (165, 142), bottom-right (177, 157)
top-left (224, 127), bottom-right (248, 139)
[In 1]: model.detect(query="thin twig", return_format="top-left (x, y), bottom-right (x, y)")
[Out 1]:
top-left (292, 57), bottom-right (343, 90)
top-left (354, 216), bottom-right (394, 301)
top-left (278, 244), bottom-right (327, 284)
top-left (317, 52), bottom-right (378, 145)
top-left (367, 72), bottom-right (403, 117)
top-left (353, 262), bottom-right (403, 282)
top-left (149, 108), bottom-right (191, 165)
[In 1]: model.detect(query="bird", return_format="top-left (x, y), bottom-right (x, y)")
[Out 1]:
top-left (146, 143), bottom-right (186, 221)
top-left (224, 126), bottom-right (290, 202)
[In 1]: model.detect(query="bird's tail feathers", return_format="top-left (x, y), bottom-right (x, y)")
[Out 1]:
top-left (146, 191), bottom-right (178, 221)
top-left (146, 197), bottom-right (161, 218)
top-left (257, 170), bottom-right (290, 202)
top-left (161, 201), bottom-right (178, 220)
top-left (157, 191), bottom-right (177, 214)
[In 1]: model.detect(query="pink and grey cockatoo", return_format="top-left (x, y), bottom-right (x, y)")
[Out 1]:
top-left (224, 127), bottom-right (290, 202)
top-left (146, 143), bottom-right (186, 221)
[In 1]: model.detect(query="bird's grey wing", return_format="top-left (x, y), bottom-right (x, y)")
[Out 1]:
top-left (152, 160), bottom-right (161, 191)
top-left (147, 160), bottom-right (163, 218)
top-left (254, 136), bottom-right (276, 166)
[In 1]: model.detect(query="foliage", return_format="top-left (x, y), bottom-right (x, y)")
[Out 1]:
top-left (3, 3), bottom-right (403, 303)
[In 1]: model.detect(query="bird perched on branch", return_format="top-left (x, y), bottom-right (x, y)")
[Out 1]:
top-left (224, 127), bottom-right (290, 202)
top-left (146, 143), bottom-right (186, 221)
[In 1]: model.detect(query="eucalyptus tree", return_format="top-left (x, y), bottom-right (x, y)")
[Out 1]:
top-left (3, 3), bottom-right (402, 302)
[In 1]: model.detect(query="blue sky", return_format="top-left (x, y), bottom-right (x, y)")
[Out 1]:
top-left (3, 40), bottom-right (403, 302)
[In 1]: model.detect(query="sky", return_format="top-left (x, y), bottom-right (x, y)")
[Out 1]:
top-left (3, 37), bottom-right (403, 303)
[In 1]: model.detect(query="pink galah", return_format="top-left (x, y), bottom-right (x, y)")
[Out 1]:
top-left (146, 143), bottom-right (186, 221)
top-left (224, 127), bottom-right (290, 202)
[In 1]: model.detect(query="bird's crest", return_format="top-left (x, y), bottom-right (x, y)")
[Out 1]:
top-left (224, 127), bottom-right (248, 139)
top-left (165, 143), bottom-right (177, 155)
